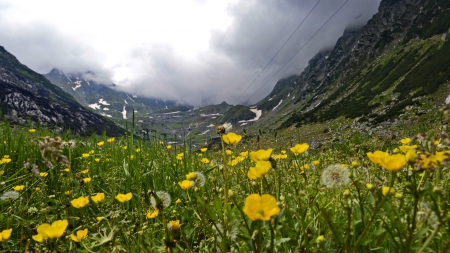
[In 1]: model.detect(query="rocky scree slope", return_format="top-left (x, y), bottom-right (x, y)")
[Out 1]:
top-left (0, 46), bottom-right (123, 136)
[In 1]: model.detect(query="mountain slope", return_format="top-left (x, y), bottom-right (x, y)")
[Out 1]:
top-left (44, 69), bottom-right (177, 119)
top-left (249, 0), bottom-right (450, 131)
top-left (0, 46), bottom-right (123, 136)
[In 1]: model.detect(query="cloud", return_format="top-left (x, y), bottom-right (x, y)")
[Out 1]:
top-left (0, 0), bottom-right (381, 106)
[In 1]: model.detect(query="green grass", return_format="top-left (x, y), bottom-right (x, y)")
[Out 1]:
top-left (0, 104), bottom-right (449, 252)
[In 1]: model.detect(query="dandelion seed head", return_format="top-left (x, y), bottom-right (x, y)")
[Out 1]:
top-left (0, 191), bottom-right (20, 201)
top-left (193, 172), bottom-right (206, 187)
top-left (150, 191), bottom-right (171, 209)
top-left (321, 164), bottom-right (350, 188)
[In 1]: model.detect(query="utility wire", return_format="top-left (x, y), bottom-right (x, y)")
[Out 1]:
top-left (232, 0), bottom-right (321, 105)
top-left (243, 0), bottom-right (350, 104)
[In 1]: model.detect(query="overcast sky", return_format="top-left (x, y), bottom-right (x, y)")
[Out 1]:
top-left (0, 0), bottom-right (381, 106)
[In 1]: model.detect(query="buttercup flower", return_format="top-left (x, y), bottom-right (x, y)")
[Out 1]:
top-left (13, 185), bottom-right (25, 191)
top-left (83, 178), bottom-right (91, 183)
top-left (379, 154), bottom-right (406, 172)
top-left (200, 158), bottom-right (210, 164)
top-left (222, 132), bottom-right (242, 146)
top-left (175, 198), bottom-right (182, 204)
top-left (367, 151), bottom-right (389, 165)
top-left (400, 138), bottom-right (411, 145)
top-left (115, 193), bottom-right (132, 202)
top-left (249, 149), bottom-right (273, 162)
top-left (107, 138), bottom-right (115, 143)
top-left (97, 141), bottom-right (104, 147)
top-left (200, 148), bottom-right (207, 152)
top-left (32, 220), bottom-right (68, 242)
top-left (178, 180), bottom-right (194, 190)
top-left (81, 169), bottom-right (89, 174)
top-left (29, 129), bottom-right (36, 133)
top-left (82, 153), bottom-right (89, 158)
top-left (71, 196), bottom-right (89, 208)
top-left (168, 220), bottom-right (181, 231)
top-left (186, 172), bottom-right (197, 180)
top-left (290, 143), bottom-right (309, 156)
top-left (39, 172), bottom-right (48, 177)
top-left (0, 229), bottom-right (12, 242)
top-left (247, 161), bottom-right (272, 180)
top-left (146, 209), bottom-right (159, 219)
top-left (70, 229), bottom-right (88, 242)
top-left (321, 164), bottom-right (350, 188)
top-left (243, 194), bottom-right (280, 221)
top-left (91, 193), bottom-right (105, 203)
top-left (382, 186), bottom-right (395, 196)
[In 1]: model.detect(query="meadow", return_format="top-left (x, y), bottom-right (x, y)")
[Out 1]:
top-left (0, 107), bottom-right (449, 253)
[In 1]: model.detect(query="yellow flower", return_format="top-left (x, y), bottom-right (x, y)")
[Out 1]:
top-left (240, 151), bottom-right (249, 157)
top-left (135, 148), bottom-right (141, 153)
top-left (379, 154), bottom-right (406, 172)
top-left (95, 158), bottom-right (101, 162)
top-left (400, 138), bottom-right (411, 145)
top-left (290, 143), bottom-right (309, 156)
top-left (366, 150), bottom-right (389, 165)
top-left (186, 172), bottom-right (197, 180)
top-left (81, 169), bottom-right (89, 174)
top-left (243, 194), bottom-right (280, 221)
top-left (29, 129), bottom-right (36, 133)
top-left (366, 183), bottom-right (373, 190)
top-left (97, 141), bottom-right (104, 147)
top-left (200, 158), bottom-right (210, 164)
top-left (96, 217), bottom-right (105, 222)
top-left (382, 186), bottom-right (395, 196)
top-left (249, 149), bottom-right (273, 162)
top-left (39, 172), bottom-right (48, 177)
top-left (222, 132), bottom-right (243, 146)
top-left (226, 150), bottom-right (232, 155)
top-left (146, 209), bottom-right (159, 219)
top-left (176, 153), bottom-right (184, 160)
top-left (200, 148), bottom-right (207, 152)
top-left (65, 190), bottom-right (71, 196)
top-left (32, 220), bottom-right (68, 242)
top-left (91, 193), bottom-right (105, 203)
top-left (35, 187), bottom-right (40, 191)
top-left (107, 137), bottom-right (115, 143)
top-left (1, 156), bottom-right (11, 164)
top-left (166, 145), bottom-right (172, 150)
top-left (299, 164), bottom-right (310, 171)
top-left (13, 185), bottom-right (24, 191)
top-left (123, 146), bottom-right (127, 150)
top-left (316, 235), bottom-right (326, 245)
top-left (168, 220), bottom-right (181, 230)
top-left (89, 149), bottom-right (95, 154)
top-left (247, 161), bottom-right (271, 180)
top-left (115, 192), bottom-right (132, 202)
top-left (351, 161), bottom-right (359, 168)
top-left (70, 229), bottom-right (88, 242)
top-left (399, 145), bottom-right (417, 154)
top-left (175, 198), bottom-right (182, 204)
top-left (83, 178), bottom-right (91, 183)
top-left (71, 196), bottom-right (89, 208)
top-left (0, 229), bottom-right (12, 242)
top-left (178, 180), bottom-right (194, 190)
top-left (313, 160), bottom-right (320, 165)
top-left (82, 153), bottom-right (89, 158)
top-left (64, 168), bottom-right (70, 172)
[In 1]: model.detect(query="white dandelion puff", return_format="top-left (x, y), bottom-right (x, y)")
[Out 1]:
top-left (321, 164), bottom-right (350, 188)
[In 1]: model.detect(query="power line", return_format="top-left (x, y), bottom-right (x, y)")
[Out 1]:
top-left (243, 0), bottom-right (350, 104)
top-left (232, 0), bottom-right (321, 105)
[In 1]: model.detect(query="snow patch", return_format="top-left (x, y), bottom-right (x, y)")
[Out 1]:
top-left (88, 103), bottom-right (100, 110)
top-left (72, 84), bottom-right (81, 91)
top-left (249, 108), bottom-right (262, 121)
top-left (207, 124), bottom-right (215, 128)
top-left (103, 108), bottom-right (109, 111)
top-left (122, 106), bottom-right (127, 119)
top-left (99, 98), bottom-right (110, 105)
top-left (124, 100), bottom-right (128, 104)
top-left (198, 129), bottom-right (210, 136)
top-left (100, 112), bottom-right (112, 118)
top-left (200, 113), bottom-right (222, 117)
top-left (164, 111), bottom-right (180, 115)
top-left (272, 100), bottom-right (283, 111)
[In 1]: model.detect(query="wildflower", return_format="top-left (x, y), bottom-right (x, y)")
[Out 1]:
top-left (146, 209), bottom-right (159, 219)
top-left (299, 164), bottom-right (310, 171)
top-left (82, 153), bottom-right (89, 158)
top-left (0, 229), bottom-right (12, 242)
top-left (64, 168), bottom-right (70, 172)
top-left (115, 192), bottom-right (132, 203)
top-left (175, 198), bottom-right (182, 204)
top-left (81, 169), bottom-right (89, 174)
top-left (96, 217), bottom-right (105, 221)
top-left (366, 150), bottom-right (389, 165)
top-left (166, 145), bottom-right (172, 150)
top-left (97, 141), bottom-right (104, 147)
top-left (123, 146), bottom-right (127, 150)
top-left (70, 229), bottom-right (88, 242)
top-left (65, 190), bottom-right (71, 196)
top-left (216, 123), bottom-right (232, 134)
top-left (167, 220), bottom-right (181, 231)
top-left (150, 191), bottom-right (171, 210)
top-left (29, 129), bottom-right (36, 133)
top-left (378, 154), bottom-right (406, 172)
top-left (200, 148), bottom-right (207, 152)
top-left (222, 132), bottom-right (242, 146)
top-left (200, 158), bottom-right (210, 164)
top-left (66, 140), bottom-right (76, 148)
top-left (107, 137), bottom-right (115, 143)
top-left (313, 160), bottom-right (320, 165)
top-left (249, 149), bottom-right (273, 162)
top-left (382, 186), bottom-right (395, 196)
top-left (240, 151), bottom-right (249, 158)
top-left (95, 158), bottom-right (101, 162)
top-left (400, 138), bottom-right (411, 145)
top-left (39, 172), bottom-right (48, 177)
top-left (243, 194), bottom-right (280, 221)
top-left (351, 161), bottom-right (359, 168)
top-left (35, 187), bottom-right (40, 191)
top-left (91, 193), bottom-right (105, 203)
top-left (399, 145), bottom-right (417, 154)
top-left (273, 153), bottom-right (287, 160)
top-left (13, 185), bottom-right (25, 191)
top-left (192, 171), bottom-right (206, 187)
top-left (32, 220), bottom-right (68, 242)
top-left (178, 180), bottom-right (194, 190)
top-left (316, 235), bottom-right (326, 245)
top-left (321, 164), bottom-right (350, 188)
top-left (71, 196), bottom-right (89, 208)
top-left (290, 143), bottom-right (309, 156)
top-left (176, 153), bottom-right (184, 161)
top-left (83, 178), bottom-right (91, 183)
top-left (226, 150), bottom-right (232, 155)
top-left (1, 156), bottom-right (11, 164)
top-left (89, 150), bottom-right (95, 154)
top-left (366, 183), bottom-right (373, 190)
top-left (186, 172), bottom-right (197, 180)
top-left (27, 207), bottom-right (38, 214)
top-left (247, 161), bottom-right (271, 180)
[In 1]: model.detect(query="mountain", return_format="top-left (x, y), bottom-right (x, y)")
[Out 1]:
top-left (249, 0), bottom-right (450, 134)
top-left (0, 46), bottom-right (123, 136)
top-left (44, 69), bottom-right (177, 120)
